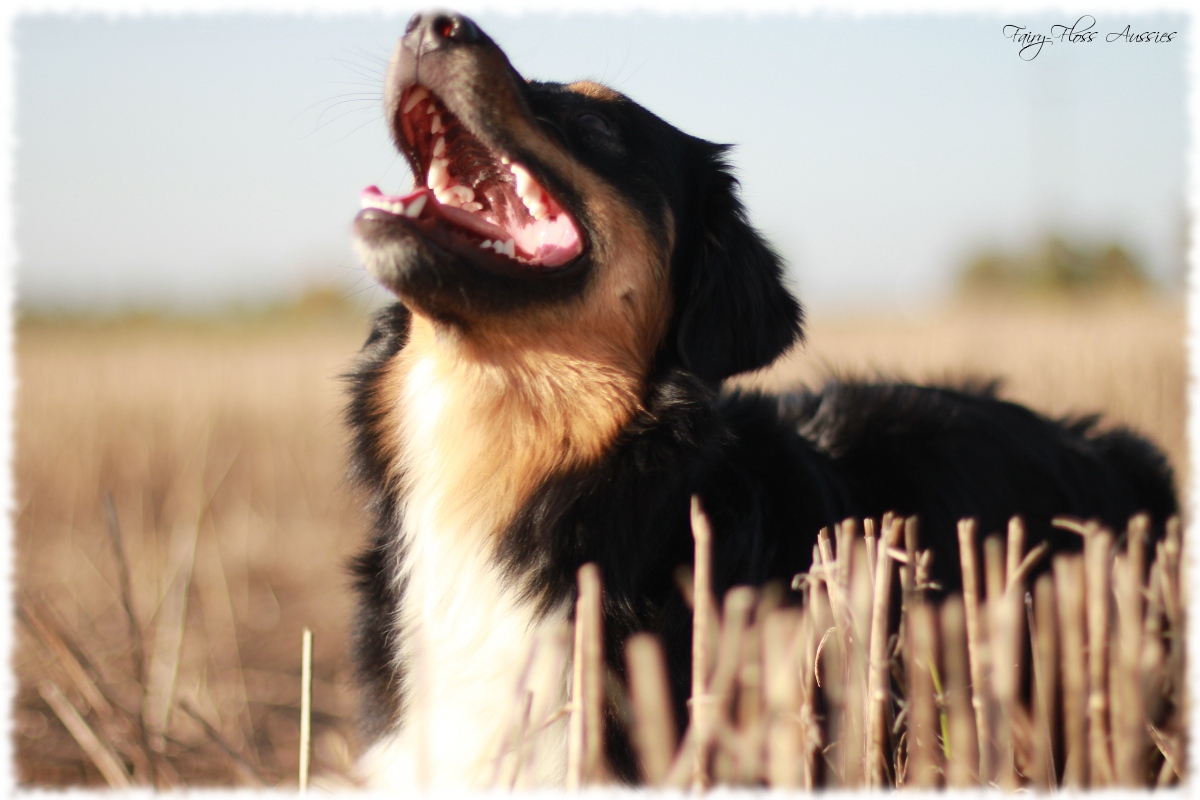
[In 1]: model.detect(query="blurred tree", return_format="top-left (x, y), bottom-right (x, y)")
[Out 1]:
top-left (958, 236), bottom-right (1151, 299)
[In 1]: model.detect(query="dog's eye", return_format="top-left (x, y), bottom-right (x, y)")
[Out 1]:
top-left (578, 112), bottom-right (612, 137)
top-left (535, 116), bottom-right (568, 146)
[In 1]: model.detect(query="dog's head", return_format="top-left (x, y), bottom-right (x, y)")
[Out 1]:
top-left (353, 11), bottom-right (803, 384)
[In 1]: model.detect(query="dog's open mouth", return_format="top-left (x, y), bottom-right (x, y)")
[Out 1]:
top-left (361, 85), bottom-right (584, 268)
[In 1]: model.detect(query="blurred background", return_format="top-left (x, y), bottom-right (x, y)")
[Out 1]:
top-left (15, 12), bottom-right (1188, 311)
top-left (12, 7), bottom-right (1188, 787)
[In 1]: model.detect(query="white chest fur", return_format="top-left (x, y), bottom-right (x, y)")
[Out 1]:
top-left (356, 355), bottom-right (572, 790)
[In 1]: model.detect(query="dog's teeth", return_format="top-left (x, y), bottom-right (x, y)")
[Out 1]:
top-left (436, 183), bottom-right (477, 208)
top-left (510, 163), bottom-right (532, 197)
top-left (402, 86), bottom-right (429, 114)
top-left (520, 190), bottom-right (547, 219)
top-left (431, 115), bottom-right (444, 134)
top-left (391, 202), bottom-right (404, 214)
top-left (480, 240), bottom-right (492, 249)
top-left (427, 104), bottom-right (436, 115)
top-left (404, 194), bottom-right (427, 218)
top-left (428, 159), bottom-right (449, 192)
top-left (500, 155), bottom-right (510, 165)
top-left (435, 184), bottom-right (475, 208)
top-left (492, 241), bottom-right (505, 253)
top-left (433, 136), bottom-right (446, 158)
top-left (461, 202), bottom-right (483, 212)
top-left (509, 161), bottom-right (552, 219)
top-left (502, 239), bottom-right (516, 258)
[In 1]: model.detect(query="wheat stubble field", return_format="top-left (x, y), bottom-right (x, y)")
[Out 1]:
top-left (12, 298), bottom-right (1187, 787)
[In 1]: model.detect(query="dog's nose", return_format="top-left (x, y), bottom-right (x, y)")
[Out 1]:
top-left (403, 10), bottom-right (483, 53)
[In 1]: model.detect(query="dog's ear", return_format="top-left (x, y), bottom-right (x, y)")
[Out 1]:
top-left (670, 144), bottom-right (804, 384)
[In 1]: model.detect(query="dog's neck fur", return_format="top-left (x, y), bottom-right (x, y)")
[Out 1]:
top-left (388, 313), bottom-right (645, 543)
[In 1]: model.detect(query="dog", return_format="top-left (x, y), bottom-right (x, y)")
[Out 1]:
top-left (347, 11), bottom-right (1176, 789)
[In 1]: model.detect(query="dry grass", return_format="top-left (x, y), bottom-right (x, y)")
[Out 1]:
top-left (15, 313), bottom-right (367, 786)
top-left (12, 297), bottom-right (1186, 788)
top-left (594, 506), bottom-right (1187, 789)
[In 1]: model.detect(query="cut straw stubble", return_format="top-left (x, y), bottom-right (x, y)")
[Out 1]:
top-left (567, 562), bottom-right (605, 789)
top-left (761, 607), bottom-right (805, 788)
top-left (1053, 554), bottom-right (1088, 787)
top-left (299, 628), bottom-right (313, 792)
top-left (624, 633), bottom-right (677, 785)
top-left (956, 518), bottom-right (990, 783)
top-left (939, 596), bottom-right (978, 787)
top-left (847, 539), bottom-right (872, 787)
top-left (988, 538), bottom-right (1020, 791)
top-left (1028, 573), bottom-right (1058, 790)
top-left (689, 496), bottom-right (716, 791)
top-left (401, 512), bottom-right (1184, 790)
top-left (865, 518), bottom-right (902, 787)
top-left (904, 601), bottom-right (940, 788)
top-left (1083, 523), bottom-right (1114, 786)
top-left (1112, 515), bottom-right (1149, 786)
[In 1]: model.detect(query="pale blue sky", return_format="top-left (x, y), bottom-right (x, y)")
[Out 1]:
top-left (14, 11), bottom-right (1187, 312)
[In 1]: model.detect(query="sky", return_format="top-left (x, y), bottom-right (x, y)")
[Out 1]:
top-left (12, 9), bottom-right (1188, 313)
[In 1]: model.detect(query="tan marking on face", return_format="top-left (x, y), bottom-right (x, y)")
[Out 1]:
top-left (566, 81), bottom-right (622, 102)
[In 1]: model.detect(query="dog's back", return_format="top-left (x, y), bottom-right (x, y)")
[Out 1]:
top-left (761, 380), bottom-right (1176, 590)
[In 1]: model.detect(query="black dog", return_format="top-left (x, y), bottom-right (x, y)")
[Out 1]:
top-left (347, 11), bottom-right (1175, 788)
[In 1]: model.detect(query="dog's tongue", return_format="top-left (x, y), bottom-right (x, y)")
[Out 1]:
top-left (503, 209), bottom-right (581, 267)
top-left (360, 185), bottom-right (581, 268)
